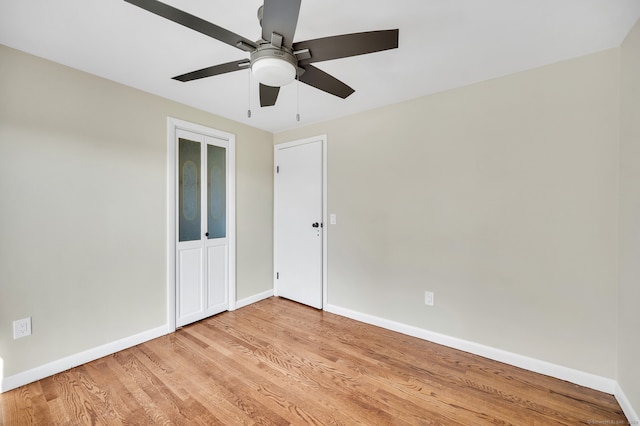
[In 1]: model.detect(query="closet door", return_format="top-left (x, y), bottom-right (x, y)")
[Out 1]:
top-left (176, 129), bottom-right (229, 327)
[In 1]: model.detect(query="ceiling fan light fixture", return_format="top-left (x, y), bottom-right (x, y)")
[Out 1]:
top-left (250, 45), bottom-right (298, 87)
top-left (251, 56), bottom-right (296, 87)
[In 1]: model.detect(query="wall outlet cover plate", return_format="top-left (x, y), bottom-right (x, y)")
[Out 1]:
top-left (13, 317), bottom-right (32, 339)
top-left (425, 291), bottom-right (435, 306)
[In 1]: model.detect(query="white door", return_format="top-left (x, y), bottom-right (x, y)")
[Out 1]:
top-left (176, 129), bottom-right (230, 327)
top-left (275, 137), bottom-right (325, 309)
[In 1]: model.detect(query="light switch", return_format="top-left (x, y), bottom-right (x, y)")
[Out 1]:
top-left (330, 214), bottom-right (337, 225)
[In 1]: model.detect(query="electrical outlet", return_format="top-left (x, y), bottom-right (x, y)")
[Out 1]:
top-left (13, 317), bottom-right (31, 339)
top-left (424, 291), bottom-right (434, 306)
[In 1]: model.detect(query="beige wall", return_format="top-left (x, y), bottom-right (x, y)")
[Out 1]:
top-left (276, 48), bottom-right (621, 378)
top-left (0, 45), bottom-right (273, 378)
top-left (619, 19), bottom-right (640, 415)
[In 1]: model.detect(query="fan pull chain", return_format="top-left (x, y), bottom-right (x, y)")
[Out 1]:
top-left (247, 70), bottom-right (252, 118)
top-left (296, 75), bottom-right (301, 122)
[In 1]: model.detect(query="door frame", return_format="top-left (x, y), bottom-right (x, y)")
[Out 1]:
top-left (167, 117), bottom-right (236, 332)
top-left (273, 135), bottom-right (328, 309)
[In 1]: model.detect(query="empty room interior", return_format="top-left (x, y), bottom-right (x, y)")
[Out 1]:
top-left (1, 0), bottom-right (640, 424)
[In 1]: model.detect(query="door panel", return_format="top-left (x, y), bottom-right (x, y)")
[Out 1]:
top-left (178, 247), bottom-right (203, 322)
top-left (276, 139), bottom-right (323, 309)
top-left (203, 139), bottom-right (228, 317)
top-left (207, 243), bottom-right (227, 310)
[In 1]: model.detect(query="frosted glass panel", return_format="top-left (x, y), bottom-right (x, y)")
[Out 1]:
top-left (179, 138), bottom-right (201, 242)
top-left (207, 144), bottom-right (226, 239)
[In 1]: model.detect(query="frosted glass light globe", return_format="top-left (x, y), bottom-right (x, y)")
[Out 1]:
top-left (251, 57), bottom-right (296, 87)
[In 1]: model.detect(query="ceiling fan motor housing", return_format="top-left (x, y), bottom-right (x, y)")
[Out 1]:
top-left (250, 43), bottom-right (298, 87)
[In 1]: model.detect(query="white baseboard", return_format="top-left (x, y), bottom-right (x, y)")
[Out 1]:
top-left (235, 289), bottom-right (274, 310)
top-left (1, 325), bottom-right (168, 393)
top-left (615, 383), bottom-right (640, 423)
top-left (324, 304), bottom-right (616, 394)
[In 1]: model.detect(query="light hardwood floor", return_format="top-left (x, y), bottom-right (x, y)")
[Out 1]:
top-left (1, 297), bottom-right (627, 425)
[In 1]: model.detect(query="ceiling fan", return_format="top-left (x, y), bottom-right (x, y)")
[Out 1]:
top-left (124, 0), bottom-right (399, 107)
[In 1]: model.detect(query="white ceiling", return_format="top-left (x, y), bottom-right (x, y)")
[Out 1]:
top-left (2, 0), bottom-right (639, 133)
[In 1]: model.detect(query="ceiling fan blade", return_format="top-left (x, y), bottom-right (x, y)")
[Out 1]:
top-left (293, 29), bottom-right (398, 66)
top-left (260, 84), bottom-right (281, 107)
top-left (261, 0), bottom-right (301, 48)
top-left (172, 60), bottom-right (249, 82)
top-left (299, 65), bottom-right (355, 99)
top-left (124, 0), bottom-right (258, 51)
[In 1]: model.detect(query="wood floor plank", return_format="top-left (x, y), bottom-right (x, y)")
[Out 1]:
top-left (1, 297), bottom-right (628, 425)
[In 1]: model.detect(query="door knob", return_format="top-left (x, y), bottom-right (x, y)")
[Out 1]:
top-left (312, 222), bottom-right (319, 228)
top-left (205, 232), bottom-right (209, 237)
